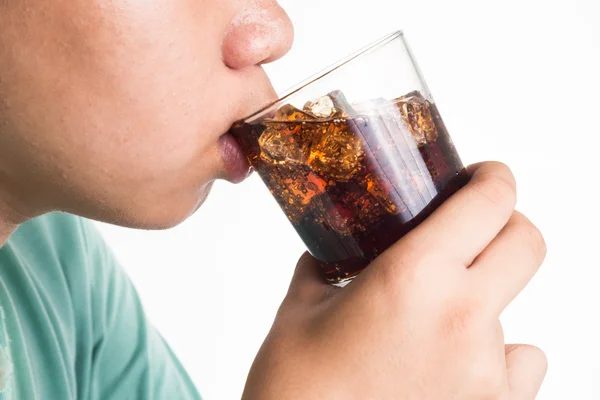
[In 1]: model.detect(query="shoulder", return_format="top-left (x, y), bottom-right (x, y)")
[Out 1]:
top-left (3, 212), bottom-right (119, 314)
top-left (1, 214), bottom-right (203, 400)
top-left (7, 212), bottom-right (110, 271)
top-left (2, 212), bottom-right (129, 354)
top-left (11, 211), bottom-right (99, 253)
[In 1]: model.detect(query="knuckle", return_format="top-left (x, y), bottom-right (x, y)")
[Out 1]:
top-left (470, 168), bottom-right (517, 211)
top-left (513, 216), bottom-right (548, 262)
top-left (467, 367), bottom-right (504, 399)
top-left (461, 352), bottom-right (505, 398)
top-left (294, 252), bottom-right (315, 273)
top-left (482, 161), bottom-right (516, 185)
top-left (371, 238), bottom-right (427, 290)
top-left (372, 256), bottom-right (417, 296)
top-left (438, 298), bottom-right (482, 336)
top-left (285, 284), bottom-right (312, 305)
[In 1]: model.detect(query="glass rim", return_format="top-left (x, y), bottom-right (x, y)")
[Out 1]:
top-left (243, 30), bottom-right (405, 123)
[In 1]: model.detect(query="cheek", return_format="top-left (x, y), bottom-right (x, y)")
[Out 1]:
top-left (53, 121), bottom-right (220, 229)
top-left (0, 0), bottom-right (255, 226)
top-left (57, 34), bottom-right (233, 186)
top-left (26, 0), bottom-right (231, 159)
top-left (99, 124), bottom-right (213, 182)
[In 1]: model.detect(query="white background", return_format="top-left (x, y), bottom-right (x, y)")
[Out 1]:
top-left (96, 0), bottom-right (600, 398)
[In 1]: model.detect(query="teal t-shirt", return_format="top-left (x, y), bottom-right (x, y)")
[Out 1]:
top-left (0, 213), bottom-right (202, 399)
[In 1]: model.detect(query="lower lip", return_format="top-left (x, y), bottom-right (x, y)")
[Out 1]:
top-left (219, 133), bottom-right (253, 183)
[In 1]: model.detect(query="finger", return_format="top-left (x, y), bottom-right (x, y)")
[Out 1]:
top-left (469, 211), bottom-right (547, 313)
top-left (286, 253), bottom-right (339, 304)
top-left (505, 344), bottom-right (548, 400)
top-left (397, 161), bottom-right (517, 268)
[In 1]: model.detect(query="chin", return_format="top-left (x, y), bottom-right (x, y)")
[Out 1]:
top-left (89, 181), bottom-right (215, 230)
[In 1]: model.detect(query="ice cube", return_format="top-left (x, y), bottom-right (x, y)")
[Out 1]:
top-left (308, 119), bottom-right (364, 182)
top-left (394, 91), bottom-right (438, 146)
top-left (280, 172), bottom-right (327, 206)
top-left (326, 90), bottom-right (353, 118)
top-left (265, 168), bottom-right (327, 223)
top-left (260, 103), bottom-right (324, 165)
top-left (274, 104), bottom-right (316, 122)
top-left (333, 187), bottom-right (390, 234)
top-left (303, 96), bottom-right (336, 118)
top-left (303, 90), bottom-right (364, 181)
top-left (258, 124), bottom-right (311, 165)
top-left (302, 90), bottom-right (356, 119)
top-left (365, 175), bottom-right (399, 215)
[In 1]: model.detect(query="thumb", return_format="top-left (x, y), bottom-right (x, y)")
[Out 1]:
top-left (505, 344), bottom-right (548, 400)
top-left (286, 252), bottom-right (337, 305)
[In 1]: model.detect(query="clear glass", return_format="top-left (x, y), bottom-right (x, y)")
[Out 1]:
top-left (230, 31), bottom-right (468, 285)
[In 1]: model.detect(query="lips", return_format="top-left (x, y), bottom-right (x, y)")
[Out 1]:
top-left (218, 133), bottom-right (253, 183)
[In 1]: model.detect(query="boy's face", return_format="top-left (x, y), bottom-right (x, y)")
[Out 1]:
top-left (0, 0), bottom-right (293, 228)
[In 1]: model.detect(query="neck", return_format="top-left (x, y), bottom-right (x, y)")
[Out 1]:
top-left (0, 195), bottom-right (28, 247)
top-left (0, 222), bottom-right (16, 247)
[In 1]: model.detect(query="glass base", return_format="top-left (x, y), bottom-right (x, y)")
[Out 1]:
top-left (327, 271), bottom-right (360, 287)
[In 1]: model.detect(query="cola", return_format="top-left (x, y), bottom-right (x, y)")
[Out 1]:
top-left (231, 90), bottom-right (468, 284)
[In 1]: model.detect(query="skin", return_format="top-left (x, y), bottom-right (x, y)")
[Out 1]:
top-left (244, 163), bottom-right (548, 399)
top-left (0, 0), bottom-right (292, 231)
top-left (0, 0), bottom-right (547, 398)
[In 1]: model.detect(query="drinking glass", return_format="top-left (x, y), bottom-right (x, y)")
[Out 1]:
top-left (230, 31), bottom-right (468, 285)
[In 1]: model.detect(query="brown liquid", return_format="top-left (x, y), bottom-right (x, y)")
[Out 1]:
top-left (231, 91), bottom-right (467, 284)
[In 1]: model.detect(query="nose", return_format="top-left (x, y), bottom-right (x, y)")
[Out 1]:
top-left (222, 1), bottom-right (294, 70)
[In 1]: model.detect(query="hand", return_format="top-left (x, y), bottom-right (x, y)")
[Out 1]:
top-left (243, 162), bottom-right (547, 400)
